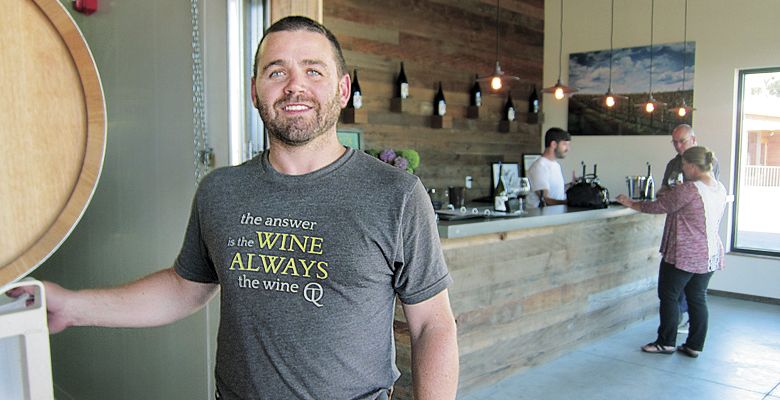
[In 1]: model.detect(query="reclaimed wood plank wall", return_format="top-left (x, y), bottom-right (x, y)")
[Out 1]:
top-left (393, 213), bottom-right (665, 398)
top-left (323, 0), bottom-right (544, 198)
top-left (270, 0), bottom-right (323, 23)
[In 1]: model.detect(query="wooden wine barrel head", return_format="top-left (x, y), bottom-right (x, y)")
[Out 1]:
top-left (0, 0), bottom-right (106, 287)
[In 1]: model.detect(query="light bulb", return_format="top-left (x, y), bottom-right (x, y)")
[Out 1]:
top-left (491, 76), bottom-right (502, 91)
top-left (554, 87), bottom-right (564, 100)
top-left (677, 107), bottom-right (687, 117)
top-left (605, 95), bottom-right (616, 108)
top-left (645, 102), bottom-right (655, 113)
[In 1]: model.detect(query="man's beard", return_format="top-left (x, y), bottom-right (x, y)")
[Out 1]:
top-left (555, 147), bottom-right (567, 159)
top-left (259, 89), bottom-right (342, 147)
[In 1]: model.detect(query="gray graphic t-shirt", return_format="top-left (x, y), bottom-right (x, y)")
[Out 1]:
top-left (175, 148), bottom-right (451, 400)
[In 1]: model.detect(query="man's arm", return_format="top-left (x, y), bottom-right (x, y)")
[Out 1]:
top-left (8, 267), bottom-right (218, 333)
top-left (541, 189), bottom-right (567, 205)
top-left (402, 289), bottom-right (459, 400)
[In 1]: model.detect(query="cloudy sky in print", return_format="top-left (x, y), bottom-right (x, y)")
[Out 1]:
top-left (568, 41), bottom-right (695, 95)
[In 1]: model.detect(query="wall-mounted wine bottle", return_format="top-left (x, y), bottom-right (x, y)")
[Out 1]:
top-left (348, 69), bottom-right (362, 109)
top-left (527, 84), bottom-right (540, 123)
top-left (434, 81), bottom-right (446, 116)
top-left (396, 62), bottom-right (409, 99)
top-left (528, 85), bottom-right (539, 115)
top-left (503, 91), bottom-right (516, 121)
top-left (470, 74), bottom-right (482, 107)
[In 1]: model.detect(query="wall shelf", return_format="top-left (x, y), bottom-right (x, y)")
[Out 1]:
top-left (341, 108), bottom-right (368, 124)
top-left (466, 106), bottom-right (480, 119)
top-left (431, 115), bottom-right (452, 129)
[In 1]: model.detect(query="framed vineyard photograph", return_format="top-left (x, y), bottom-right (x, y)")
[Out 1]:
top-left (567, 41), bottom-right (695, 135)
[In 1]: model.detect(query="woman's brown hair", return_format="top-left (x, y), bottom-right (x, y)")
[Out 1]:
top-left (682, 146), bottom-right (715, 172)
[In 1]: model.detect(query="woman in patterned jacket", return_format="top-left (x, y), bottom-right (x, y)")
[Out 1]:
top-left (617, 146), bottom-right (727, 358)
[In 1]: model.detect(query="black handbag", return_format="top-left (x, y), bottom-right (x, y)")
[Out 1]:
top-left (566, 163), bottom-right (610, 209)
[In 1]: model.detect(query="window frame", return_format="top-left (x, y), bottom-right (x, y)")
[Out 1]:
top-left (730, 66), bottom-right (780, 257)
top-left (227, 0), bottom-right (268, 165)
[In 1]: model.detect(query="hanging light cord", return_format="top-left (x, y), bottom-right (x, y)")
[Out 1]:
top-left (608, 0), bottom-right (614, 88)
top-left (557, 0), bottom-right (564, 81)
top-left (648, 0), bottom-right (654, 95)
top-left (495, 0), bottom-right (501, 66)
top-left (681, 0), bottom-right (688, 92)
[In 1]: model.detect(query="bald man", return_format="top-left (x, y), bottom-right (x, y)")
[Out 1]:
top-left (660, 124), bottom-right (720, 193)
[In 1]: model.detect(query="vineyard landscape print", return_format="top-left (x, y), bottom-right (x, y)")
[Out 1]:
top-left (567, 41), bottom-right (695, 135)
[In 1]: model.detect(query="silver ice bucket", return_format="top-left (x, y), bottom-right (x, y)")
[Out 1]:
top-left (626, 176), bottom-right (647, 200)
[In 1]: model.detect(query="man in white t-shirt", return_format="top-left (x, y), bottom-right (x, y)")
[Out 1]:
top-left (526, 127), bottom-right (571, 208)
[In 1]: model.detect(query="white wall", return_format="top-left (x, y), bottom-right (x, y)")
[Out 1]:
top-left (543, 0), bottom-right (780, 300)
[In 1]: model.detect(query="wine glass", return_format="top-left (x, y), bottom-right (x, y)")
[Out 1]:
top-left (517, 177), bottom-right (531, 197)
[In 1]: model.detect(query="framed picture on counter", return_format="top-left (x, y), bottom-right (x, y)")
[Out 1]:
top-left (491, 162), bottom-right (520, 196)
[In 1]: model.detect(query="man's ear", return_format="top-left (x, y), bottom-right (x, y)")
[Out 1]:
top-left (250, 78), bottom-right (259, 109)
top-left (338, 73), bottom-right (351, 108)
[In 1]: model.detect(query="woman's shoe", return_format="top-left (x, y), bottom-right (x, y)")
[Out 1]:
top-left (677, 345), bottom-right (700, 358)
top-left (641, 342), bottom-right (675, 354)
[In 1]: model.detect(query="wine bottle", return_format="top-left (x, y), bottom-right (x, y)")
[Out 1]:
top-left (494, 162), bottom-right (508, 211)
top-left (434, 81), bottom-right (446, 116)
top-left (470, 74), bottom-right (482, 107)
top-left (396, 62), bottom-right (409, 99)
top-left (643, 162), bottom-right (655, 200)
top-left (528, 85), bottom-right (539, 115)
top-left (503, 91), bottom-right (516, 121)
top-left (348, 69), bottom-right (362, 109)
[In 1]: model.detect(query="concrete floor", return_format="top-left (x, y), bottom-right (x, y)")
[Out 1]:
top-left (460, 295), bottom-right (780, 400)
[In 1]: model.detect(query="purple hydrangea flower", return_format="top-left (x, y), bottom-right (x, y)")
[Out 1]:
top-left (379, 149), bottom-right (397, 163)
top-left (393, 156), bottom-right (409, 170)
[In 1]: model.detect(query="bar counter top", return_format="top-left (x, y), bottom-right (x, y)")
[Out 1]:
top-left (393, 204), bottom-right (663, 399)
top-left (437, 204), bottom-right (634, 239)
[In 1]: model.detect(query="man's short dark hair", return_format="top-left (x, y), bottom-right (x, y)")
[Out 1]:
top-left (544, 127), bottom-right (571, 148)
top-left (252, 16), bottom-right (348, 78)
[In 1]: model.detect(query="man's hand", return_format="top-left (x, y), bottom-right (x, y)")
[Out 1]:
top-left (5, 281), bottom-right (72, 333)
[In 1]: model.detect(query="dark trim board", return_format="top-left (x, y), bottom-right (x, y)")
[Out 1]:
top-left (708, 289), bottom-right (780, 306)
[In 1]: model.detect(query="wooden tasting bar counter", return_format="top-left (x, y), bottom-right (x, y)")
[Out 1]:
top-left (393, 206), bottom-right (665, 399)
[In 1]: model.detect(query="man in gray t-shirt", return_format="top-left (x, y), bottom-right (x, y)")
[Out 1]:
top-left (176, 148), bottom-right (452, 398)
top-left (13, 16), bottom-right (459, 400)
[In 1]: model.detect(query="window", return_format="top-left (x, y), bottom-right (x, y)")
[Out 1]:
top-left (227, 0), bottom-right (267, 165)
top-left (732, 68), bottom-right (780, 255)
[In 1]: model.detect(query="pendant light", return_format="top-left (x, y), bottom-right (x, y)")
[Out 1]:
top-left (477, 0), bottom-right (520, 92)
top-left (603, 0), bottom-right (626, 108)
top-left (542, 0), bottom-right (577, 100)
top-left (640, 0), bottom-right (665, 113)
top-left (669, 0), bottom-right (695, 117)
